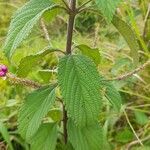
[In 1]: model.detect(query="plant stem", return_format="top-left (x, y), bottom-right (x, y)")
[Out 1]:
top-left (66, 0), bottom-right (76, 54)
top-left (63, 0), bottom-right (77, 144)
top-left (123, 108), bottom-right (143, 146)
top-left (63, 105), bottom-right (68, 144)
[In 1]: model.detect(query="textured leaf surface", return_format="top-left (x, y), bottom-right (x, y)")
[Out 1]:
top-left (96, 0), bottom-right (121, 22)
top-left (18, 85), bottom-right (56, 140)
top-left (30, 123), bottom-right (57, 150)
top-left (0, 122), bottom-right (14, 150)
top-left (58, 55), bottom-right (102, 127)
top-left (17, 47), bottom-right (59, 77)
top-left (100, 76), bottom-right (122, 111)
top-left (112, 15), bottom-right (139, 65)
top-left (76, 44), bottom-right (101, 66)
top-left (67, 119), bottom-right (103, 150)
top-left (4, 0), bottom-right (55, 58)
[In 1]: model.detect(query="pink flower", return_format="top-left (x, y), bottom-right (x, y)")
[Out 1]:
top-left (0, 65), bottom-right (8, 77)
top-left (1, 65), bottom-right (8, 72)
top-left (0, 71), bottom-right (6, 77)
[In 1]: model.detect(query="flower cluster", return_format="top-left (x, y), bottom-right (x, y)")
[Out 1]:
top-left (0, 65), bottom-right (8, 77)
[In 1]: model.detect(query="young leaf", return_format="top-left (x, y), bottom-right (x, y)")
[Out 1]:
top-left (18, 85), bottom-right (56, 140)
top-left (17, 47), bottom-right (59, 77)
top-left (48, 108), bottom-right (63, 122)
top-left (58, 55), bottom-right (102, 127)
top-left (76, 44), bottom-right (101, 66)
top-left (115, 128), bottom-right (134, 143)
top-left (95, 0), bottom-right (121, 22)
top-left (0, 122), bottom-right (14, 150)
top-left (4, 0), bottom-right (56, 58)
top-left (30, 123), bottom-right (57, 150)
top-left (112, 15), bottom-right (139, 65)
top-left (67, 119), bottom-right (103, 150)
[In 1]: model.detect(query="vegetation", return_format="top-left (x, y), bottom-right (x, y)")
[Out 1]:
top-left (0, 0), bottom-right (150, 150)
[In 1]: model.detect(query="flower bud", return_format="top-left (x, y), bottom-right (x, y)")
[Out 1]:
top-left (0, 65), bottom-right (8, 77)
top-left (0, 71), bottom-right (6, 77)
top-left (1, 65), bottom-right (8, 73)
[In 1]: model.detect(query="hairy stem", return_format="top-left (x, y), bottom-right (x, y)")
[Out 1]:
top-left (40, 18), bottom-right (51, 44)
top-left (6, 73), bottom-right (42, 89)
top-left (112, 60), bottom-right (150, 81)
top-left (101, 60), bottom-right (150, 82)
top-left (63, 0), bottom-right (77, 144)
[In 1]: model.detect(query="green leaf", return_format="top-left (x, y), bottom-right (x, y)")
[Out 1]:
top-left (38, 69), bottom-right (53, 83)
top-left (48, 108), bottom-right (63, 122)
top-left (17, 47), bottom-right (59, 77)
top-left (76, 44), bottom-right (101, 66)
top-left (115, 128), bottom-right (134, 143)
top-left (58, 55), bottom-right (102, 127)
top-left (4, 0), bottom-right (56, 58)
top-left (0, 122), bottom-right (14, 150)
top-left (18, 85), bottom-right (56, 140)
top-left (43, 7), bottom-right (60, 23)
top-left (30, 123), bottom-right (57, 150)
top-left (134, 110), bottom-right (149, 126)
top-left (100, 77), bottom-right (122, 111)
top-left (96, 0), bottom-right (121, 22)
top-left (67, 119), bottom-right (103, 150)
top-left (112, 15), bottom-right (139, 65)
